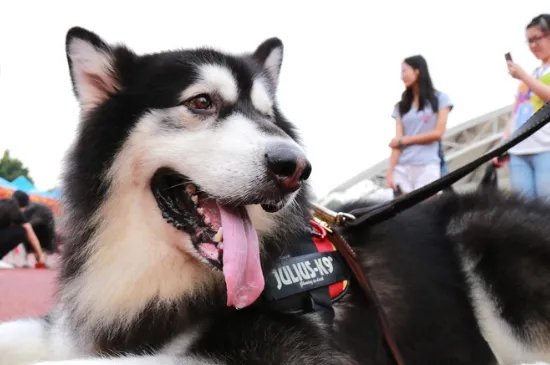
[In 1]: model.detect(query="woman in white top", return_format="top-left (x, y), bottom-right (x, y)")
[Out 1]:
top-left (494, 14), bottom-right (550, 199)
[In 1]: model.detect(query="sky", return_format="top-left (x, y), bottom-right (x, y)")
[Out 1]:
top-left (0, 1), bottom-right (549, 198)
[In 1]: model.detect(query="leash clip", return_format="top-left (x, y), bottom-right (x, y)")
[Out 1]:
top-left (335, 212), bottom-right (356, 226)
top-left (311, 203), bottom-right (356, 227)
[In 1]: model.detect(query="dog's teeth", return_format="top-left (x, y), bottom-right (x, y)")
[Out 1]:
top-left (203, 216), bottom-right (211, 225)
top-left (213, 228), bottom-right (223, 243)
top-left (191, 195), bottom-right (199, 205)
top-left (185, 184), bottom-right (197, 195)
top-left (197, 207), bottom-right (204, 215)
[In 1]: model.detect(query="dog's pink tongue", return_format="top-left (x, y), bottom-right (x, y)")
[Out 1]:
top-left (218, 203), bottom-right (264, 309)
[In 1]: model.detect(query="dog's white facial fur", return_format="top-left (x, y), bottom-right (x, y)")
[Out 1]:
top-left (182, 64), bottom-right (239, 104)
top-left (63, 36), bottom-right (303, 331)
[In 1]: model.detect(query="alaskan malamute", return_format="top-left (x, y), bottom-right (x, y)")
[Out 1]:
top-left (1, 27), bottom-right (550, 365)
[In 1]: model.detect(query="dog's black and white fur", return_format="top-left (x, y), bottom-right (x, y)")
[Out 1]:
top-left (1, 27), bottom-right (550, 365)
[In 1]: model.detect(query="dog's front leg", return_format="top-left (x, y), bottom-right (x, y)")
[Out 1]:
top-left (32, 355), bottom-right (223, 365)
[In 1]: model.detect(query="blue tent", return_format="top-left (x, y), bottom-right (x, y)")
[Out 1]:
top-left (0, 177), bottom-right (17, 190)
top-left (8, 176), bottom-right (62, 200)
top-left (11, 175), bottom-right (36, 193)
top-left (48, 186), bottom-right (62, 199)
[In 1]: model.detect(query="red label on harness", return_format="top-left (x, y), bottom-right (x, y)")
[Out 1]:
top-left (312, 234), bottom-right (349, 299)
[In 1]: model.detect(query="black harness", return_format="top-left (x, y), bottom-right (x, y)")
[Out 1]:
top-left (262, 220), bottom-right (350, 320)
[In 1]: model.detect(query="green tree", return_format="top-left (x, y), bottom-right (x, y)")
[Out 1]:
top-left (0, 150), bottom-right (34, 184)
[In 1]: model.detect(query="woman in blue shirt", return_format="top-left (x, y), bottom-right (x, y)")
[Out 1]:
top-left (386, 55), bottom-right (453, 194)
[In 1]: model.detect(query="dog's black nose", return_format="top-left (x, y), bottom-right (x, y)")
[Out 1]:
top-left (265, 145), bottom-right (312, 193)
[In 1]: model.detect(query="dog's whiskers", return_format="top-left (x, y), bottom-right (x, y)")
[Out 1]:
top-left (164, 181), bottom-right (189, 190)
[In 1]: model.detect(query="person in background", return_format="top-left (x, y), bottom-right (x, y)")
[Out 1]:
top-left (493, 14), bottom-right (550, 200)
top-left (12, 190), bottom-right (57, 267)
top-left (0, 197), bottom-right (46, 265)
top-left (386, 55), bottom-right (454, 194)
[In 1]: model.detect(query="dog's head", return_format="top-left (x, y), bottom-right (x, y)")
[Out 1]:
top-left (61, 27), bottom-right (312, 321)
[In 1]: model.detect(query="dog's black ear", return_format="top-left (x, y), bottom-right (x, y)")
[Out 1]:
top-left (65, 27), bottom-right (121, 111)
top-left (252, 37), bottom-right (284, 86)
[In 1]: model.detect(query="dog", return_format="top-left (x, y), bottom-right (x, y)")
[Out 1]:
top-left (1, 26), bottom-right (550, 365)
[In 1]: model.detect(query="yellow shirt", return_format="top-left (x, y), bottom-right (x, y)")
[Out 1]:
top-left (510, 65), bottom-right (550, 155)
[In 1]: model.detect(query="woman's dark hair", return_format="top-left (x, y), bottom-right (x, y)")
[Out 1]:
top-left (397, 55), bottom-right (439, 117)
top-left (527, 14), bottom-right (550, 33)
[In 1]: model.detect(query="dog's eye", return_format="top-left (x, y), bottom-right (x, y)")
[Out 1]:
top-left (185, 94), bottom-right (213, 111)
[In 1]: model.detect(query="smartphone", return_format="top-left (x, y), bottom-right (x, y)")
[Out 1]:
top-left (505, 52), bottom-right (513, 62)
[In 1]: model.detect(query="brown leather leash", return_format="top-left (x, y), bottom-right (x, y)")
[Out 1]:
top-left (312, 209), bottom-right (406, 365)
top-left (310, 101), bottom-right (550, 365)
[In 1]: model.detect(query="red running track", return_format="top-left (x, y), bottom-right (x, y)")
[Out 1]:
top-left (0, 268), bottom-right (57, 321)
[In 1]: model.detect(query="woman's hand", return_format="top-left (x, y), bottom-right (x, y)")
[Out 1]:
top-left (35, 252), bottom-right (46, 265)
top-left (385, 170), bottom-right (396, 190)
top-left (507, 61), bottom-right (529, 81)
top-left (22, 222), bottom-right (46, 265)
top-left (507, 62), bottom-right (550, 102)
top-left (492, 154), bottom-right (510, 168)
top-left (389, 137), bottom-right (401, 149)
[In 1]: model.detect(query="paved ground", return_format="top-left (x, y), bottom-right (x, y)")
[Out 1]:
top-left (0, 253), bottom-right (58, 321)
top-left (0, 269), bottom-right (56, 321)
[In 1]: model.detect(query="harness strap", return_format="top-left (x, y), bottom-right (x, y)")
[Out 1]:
top-left (342, 101), bottom-right (550, 228)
